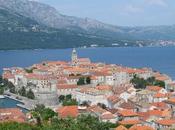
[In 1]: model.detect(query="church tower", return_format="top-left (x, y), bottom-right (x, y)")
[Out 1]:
top-left (71, 48), bottom-right (78, 66)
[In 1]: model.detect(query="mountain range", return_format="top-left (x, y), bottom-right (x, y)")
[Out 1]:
top-left (0, 0), bottom-right (175, 50)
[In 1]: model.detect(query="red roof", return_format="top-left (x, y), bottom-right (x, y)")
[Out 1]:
top-left (156, 119), bottom-right (175, 126)
top-left (57, 84), bottom-right (77, 89)
top-left (147, 86), bottom-right (162, 92)
top-left (119, 120), bottom-right (141, 125)
top-left (115, 125), bottom-right (128, 130)
top-left (151, 102), bottom-right (168, 109)
top-left (0, 108), bottom-right (26, 123)
top-left (129, 125), bottom-right (155, 130)
top-left (154, 93), bottom-right (167, 98)
top-left (57, 106), bottom-right (78, 118)
top-left (96, 85), bottom-right (112, 91)
top-left (118, 110), bottom-right (138, 117)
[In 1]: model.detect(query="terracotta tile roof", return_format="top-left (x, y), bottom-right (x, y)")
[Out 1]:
top-left (46, 61), bottom-right (68, 65)
top-left (91, 76), bottom-right (97, 80)
top-left (57, 84), bottom-right (78, 89)
top-left (65, 67), bottom-right (88, 73)
top-left (119, 102), bottom-right (135, 110)
top-left (0, 108), bottom-right (26, 123)
top-left (155, 76), bottom-right (169, 81)
top-left (57, 79), bottom-right (67, 84)
top-left (107, 108), bottom-right (118, 114)
top-left (137, 112), bottom-right (150, 121)
top-left (148, 110), bottom-right (164, 117)
top-left (88, 105), bottom-right (107, 115)
top-left (119, 120), bottom-right (141, 125)
top-left (107, 95), bottom-right (120, 104)
top-left (164, 98), bottom-right (175, 105)
top-left (96, 85), bottom-right (112, 91)
top-left (57, 106), bottom-right (78, 118)
top-left (156, 119), bottom-right (175, 126)
top-left (146, 86), bottom-right (162, 92)
top-left (115, 125), bottom-right (128, 130)
top-left (78, 58), bottom-right (91, 63)
top-left (118, 110), bottom-right (138, 117)
top-left (154, 93), bottom-right (167, 98)
top-left (139, 109), bottom-right (170, 119)
top-left (129, 125), bottom-right (155, 130)
top-left (151, 102), bottom-right (168, 109)
top-left (100, 112), bottom-right (116, 120)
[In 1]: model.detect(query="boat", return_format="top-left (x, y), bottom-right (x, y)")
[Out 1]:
top-left (0, 95), bottom-right (5, 99)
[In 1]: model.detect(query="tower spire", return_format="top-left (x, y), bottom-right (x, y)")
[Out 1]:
top-left (71, 48), bottom-right (78, 66)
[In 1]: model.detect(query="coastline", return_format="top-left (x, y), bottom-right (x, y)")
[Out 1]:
top-left (3, 91), bottom-right (37, 111)
top-left (0, 45), bottom-right (173, 52)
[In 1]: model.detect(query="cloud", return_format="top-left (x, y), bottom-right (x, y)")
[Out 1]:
top-left (146, 0), bottom-right (167, 7)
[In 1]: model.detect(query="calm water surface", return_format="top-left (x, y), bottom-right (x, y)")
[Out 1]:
top-left (0, 97), bottom-right (28, 113)
top-left (0, 47), bottom-right (175, 79)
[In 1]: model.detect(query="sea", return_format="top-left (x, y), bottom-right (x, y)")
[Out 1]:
top-left (0, 47), bottom-right (175, 79)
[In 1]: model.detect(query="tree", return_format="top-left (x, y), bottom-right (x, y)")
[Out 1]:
top-left (40, 108), bottom-right (57, 121)
top-left (0, 122), bottom-right (40, 130)
top-left (131, 75), bottom-right (166, 89)
top-left (34, 104), bottom-right (45, 113)
top-left (81, 101), bottom-right (90, 107)
top-left (147, 77), bottom-right (155, 85)
top-left (62, 99), bottom-right (78, 106)
top-left (27, 89), bottom-right (35, 99)
top-left (66, 94), bottom-right (72, 100)
top-left (59, 95), bottom-right (65, 102)
top-left (18, 86), bottom-right (26, 96)
top-left (97, 103), bottom-right (107, 109)
top-left (86, 77), bottom-right (91, 84)
top-left (130, 75), bottom-right (147, 89)
top-left (33, 104), bottom-right (57, 121)
top-left (31, 111), bottom-right (42, 126)
top-left (77, 77), bottom-right (85, 85)
top-left (154, 80), bottom-right (165, 88)
top-left (0, 87), bottom-right (4, 95)
top-left (25, 67), bottom-right (36, 73)
top-left (0, 75), bottom-right (3, 84)
top-left (0, 114), bottom-right (118, 130)
top-left (7, 81), bottom-right (16, 93)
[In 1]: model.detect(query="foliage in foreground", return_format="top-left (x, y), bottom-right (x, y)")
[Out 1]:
top-left (130, 75), bottom-right (165, 89)
top-left (0, 115), bottom-right (118, 130)
top-left (59, 94), bottom-right (78, 106)
top-left (8, 104), bottom-right (117, 130)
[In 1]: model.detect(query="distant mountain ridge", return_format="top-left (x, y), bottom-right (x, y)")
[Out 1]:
top-left (0, 0), bottom-right (175, 50)
top-left (0, 0), bottom-right (117, 31)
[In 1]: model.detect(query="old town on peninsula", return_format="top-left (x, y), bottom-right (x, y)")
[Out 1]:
top-left (1, 49), bottom-right (175, 130)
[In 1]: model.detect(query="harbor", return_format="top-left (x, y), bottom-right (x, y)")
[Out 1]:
top-left (0, 91), bottom-right (39, 112)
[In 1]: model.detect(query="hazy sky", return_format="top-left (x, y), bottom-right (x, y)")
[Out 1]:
top-left (33, 0), bottom-right (175, 26)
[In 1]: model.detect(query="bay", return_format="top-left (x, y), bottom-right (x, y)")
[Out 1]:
top-left (0, 47), bottom-right (175, 79)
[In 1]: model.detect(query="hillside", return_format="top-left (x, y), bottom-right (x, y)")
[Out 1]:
top-left (0, 8), bottom-right (136, 50)
top-left (0, 0), bottom-right (175, 50)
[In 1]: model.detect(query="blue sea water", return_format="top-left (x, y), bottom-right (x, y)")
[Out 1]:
top-left (0, 47), bottom-right (175, 79)
top-left (0, 97), bottom-right (28, 113)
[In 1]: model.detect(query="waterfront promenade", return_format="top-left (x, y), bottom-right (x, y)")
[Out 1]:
top-left (4, 91), bottom-right (38, 110)
top-left (3, 91), bottom-right (61, 111)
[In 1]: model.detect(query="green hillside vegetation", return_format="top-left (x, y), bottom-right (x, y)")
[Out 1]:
top-left (0, 9), bottom-right (135, 50)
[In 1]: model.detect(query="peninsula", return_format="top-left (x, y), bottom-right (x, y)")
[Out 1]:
top-left (1, 49), bottom-right (175, 130)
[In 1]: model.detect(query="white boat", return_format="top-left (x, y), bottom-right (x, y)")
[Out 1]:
top-left (0, 95), bottom-right (5, 99)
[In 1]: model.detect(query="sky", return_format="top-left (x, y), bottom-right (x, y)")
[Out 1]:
top-left (32, 0), bottom-right (175, 26)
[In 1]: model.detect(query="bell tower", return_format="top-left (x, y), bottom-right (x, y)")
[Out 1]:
top-left (71, 48), bottom-right (78, 66)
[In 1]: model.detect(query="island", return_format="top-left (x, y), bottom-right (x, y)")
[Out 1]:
top-left (0, 49), bottom-right (175, 130)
